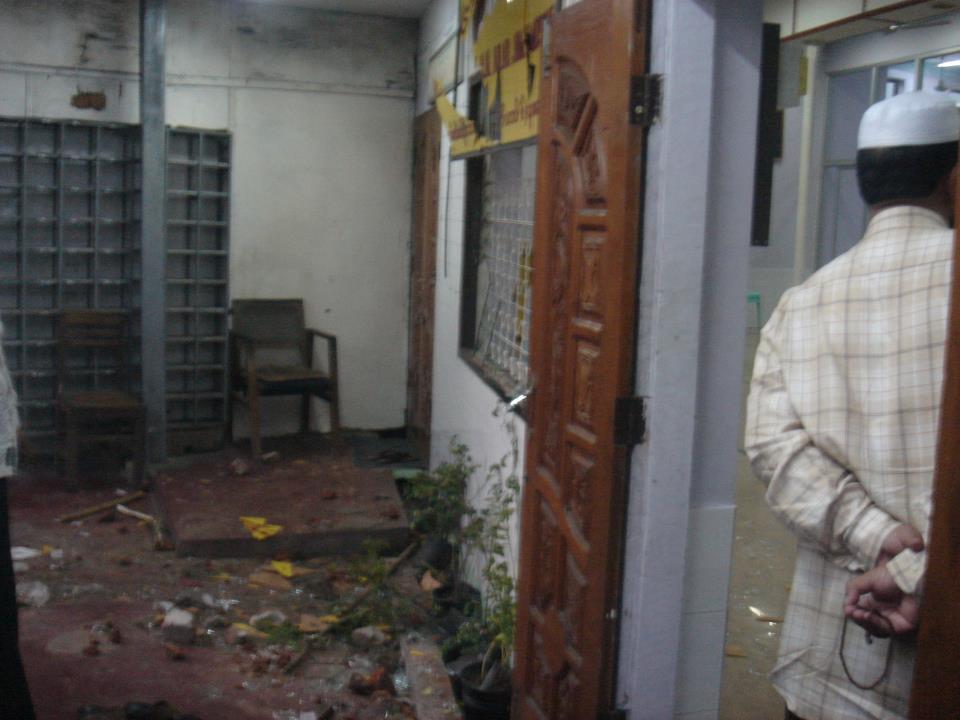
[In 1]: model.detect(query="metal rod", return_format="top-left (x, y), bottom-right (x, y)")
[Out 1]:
top-left (140, 0), bottom-right (167, 462)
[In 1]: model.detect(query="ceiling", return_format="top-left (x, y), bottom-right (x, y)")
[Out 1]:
top-left (244, 0), bottom-right (432, 18)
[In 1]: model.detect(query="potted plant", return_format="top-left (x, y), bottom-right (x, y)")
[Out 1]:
top-left (457, 414), bottom-right (520, 720)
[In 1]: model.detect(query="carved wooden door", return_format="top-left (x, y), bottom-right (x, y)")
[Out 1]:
top-left (407, 110), bottom-right (440, 453)
top-left (513, 0), bottom-right (649, 718)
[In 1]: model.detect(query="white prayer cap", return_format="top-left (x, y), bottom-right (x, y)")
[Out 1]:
top-left (857, 91), bottom-right (959, 150)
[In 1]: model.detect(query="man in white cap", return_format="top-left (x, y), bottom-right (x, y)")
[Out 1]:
top-left (745, 90), bottom-right (958, 720)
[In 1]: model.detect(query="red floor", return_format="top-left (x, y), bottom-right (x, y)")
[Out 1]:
top-left (7, 438), bottom-right (425, 720)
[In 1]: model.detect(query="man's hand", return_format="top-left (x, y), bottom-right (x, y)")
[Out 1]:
top-left (877, 523), bottom-right (924, 565)
top-left (844, 565), bottom-right (920, 637)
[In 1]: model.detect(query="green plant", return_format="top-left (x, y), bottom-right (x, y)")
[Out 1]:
top-left (254, 620), bottom-right (304, 648)
top-left (471, 411), bottom-right (521, 679)
top-left (406, 439), bottom-right (481, 584)
top-left (407, 440), bottom-right (478, 541)
top-left (338, 539), bottom-right (415, 631)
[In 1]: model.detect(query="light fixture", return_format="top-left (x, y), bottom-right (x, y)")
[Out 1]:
top-left (938, 59), bottom-right (960, 68)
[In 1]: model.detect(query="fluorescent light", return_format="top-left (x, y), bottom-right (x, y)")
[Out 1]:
top-left (938, 59), bottom-right (960, 68)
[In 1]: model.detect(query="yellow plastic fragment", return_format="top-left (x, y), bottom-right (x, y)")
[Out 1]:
top-left (251, 524), bottom-right (282, 540)
top-left (240, 516), bottom-right (267, 531)
top-left (271, 561), bottom-right (294, 577)
top-left (42, 544), bottom-right (54, 555)
top-left (269, 560), bottom-right (313, 577)
top-left (230, 622), bottom-right (268, 639)
top-left (212, 572), bottom-right (232, 582)
top-left (240, 516), bottom-right (282, 540)
top-left (319, 614), bottom-right (340, 624)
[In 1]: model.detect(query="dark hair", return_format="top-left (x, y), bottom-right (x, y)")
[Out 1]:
top-left (856, 141), bottom-right (957, 204)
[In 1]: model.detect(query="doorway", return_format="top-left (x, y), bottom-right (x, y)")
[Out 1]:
top-left (721, 16), bottom-right (960, 720)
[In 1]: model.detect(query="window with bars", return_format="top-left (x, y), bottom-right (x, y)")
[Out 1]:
top-left (460, 143), bottom-right (537, 398)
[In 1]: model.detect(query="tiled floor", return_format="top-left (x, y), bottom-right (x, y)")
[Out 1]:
top-left (719, 333), bottom-right (796, 720)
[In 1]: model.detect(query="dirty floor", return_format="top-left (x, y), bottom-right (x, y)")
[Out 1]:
top-left (719, 332), bottom-right (796, 719)
top-left (8, 436), bottom-right (456, 720)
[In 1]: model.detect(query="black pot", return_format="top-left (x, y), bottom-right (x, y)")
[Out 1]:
top-left (421, 536), bottom-right (453, 571)
top-left (445, 653), bottom-right (480, 703)
top-left (433, 581), bottom-right (481, 613)
top-left (460, 660), bottom-right (511, 720)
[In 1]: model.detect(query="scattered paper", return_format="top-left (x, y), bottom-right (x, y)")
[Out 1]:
top-left (248, 571), bottom-right (293, 592)
top-left (298, 614), bottom-right (331, 633)
top-left (11, 547), bottom-right (41, 561)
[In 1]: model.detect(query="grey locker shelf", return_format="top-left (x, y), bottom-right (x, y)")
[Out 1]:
top-left (165, 128), bottom-right (230, 453)
top-left (0, 118), bottom-right (141, 442)
top-left (0, 118), bottom-right (232, 455)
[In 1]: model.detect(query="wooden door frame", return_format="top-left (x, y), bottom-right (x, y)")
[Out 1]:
top-left (614, 1), bottom-right (764, 716)
top-left (909, 160), bottom-right (960, 719)
top-left (407, 109), bottom-right (441, 455)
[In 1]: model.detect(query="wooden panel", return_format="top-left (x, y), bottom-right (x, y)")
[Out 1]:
top-left (512, 0), bottom-right (647, 717)
top-left (909, 159), bottom-right (960, 719)
top-left (406, 110), bottom-right (441, 450)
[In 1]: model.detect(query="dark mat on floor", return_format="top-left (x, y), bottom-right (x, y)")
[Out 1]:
top-left (345, 435), bottom-right (425, 469)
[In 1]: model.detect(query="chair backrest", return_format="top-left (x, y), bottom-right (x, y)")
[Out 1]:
top-left (56, 310), bottom-right (132, 394)
top-left (231, 299), bottom-right (306, 346)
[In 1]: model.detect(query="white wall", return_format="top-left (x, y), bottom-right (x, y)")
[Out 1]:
top-left (417, 0), bottom-right (528, 588)
top-left (0, 0), bottom-right (417, 431)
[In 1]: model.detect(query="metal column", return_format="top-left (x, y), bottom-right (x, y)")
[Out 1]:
top-left (140, 0), bottom-right (167, 462)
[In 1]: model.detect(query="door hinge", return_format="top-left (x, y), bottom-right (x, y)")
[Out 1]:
top-left (614, 396), bottom-right (646, 446)
top-left (629, 74), bottom-right (662, 127)
top-left (599, 709), bottom-right (628, 720)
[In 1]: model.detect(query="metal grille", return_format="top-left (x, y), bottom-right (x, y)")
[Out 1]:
top-left (165, 129), bottom-right (230, 443)
top-left (473, 144), bottom-right (536, 392)
top-left (0, 118), bottom-right (140, 441)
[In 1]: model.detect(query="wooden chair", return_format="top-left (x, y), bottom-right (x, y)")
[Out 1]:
top-left (228, 299), bottom-right (340, 457)
top-left (56, 310), bottom-right (145, 488)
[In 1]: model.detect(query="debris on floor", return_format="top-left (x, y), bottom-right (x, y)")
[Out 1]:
top-left (8, 435), bottom-right (475, 719)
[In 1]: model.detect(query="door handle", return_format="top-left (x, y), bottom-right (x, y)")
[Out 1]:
top-left (507, 385), bottom-right (534, 412)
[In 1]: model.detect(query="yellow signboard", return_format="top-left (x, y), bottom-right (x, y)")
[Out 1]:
top-left (438, 0), bottom-right (553, 158)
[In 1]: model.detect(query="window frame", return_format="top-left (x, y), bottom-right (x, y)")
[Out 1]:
top-left (458, 138), bottom-right (538, 405)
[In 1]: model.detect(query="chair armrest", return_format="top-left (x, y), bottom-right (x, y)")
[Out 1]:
top-left (305, 329), bottom-right (338, 384)
top-left (305, 328), bottom-right (337, 342)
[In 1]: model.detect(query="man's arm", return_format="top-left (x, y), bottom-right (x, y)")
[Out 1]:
top-left (745, 301), bottom-right (910, 572)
